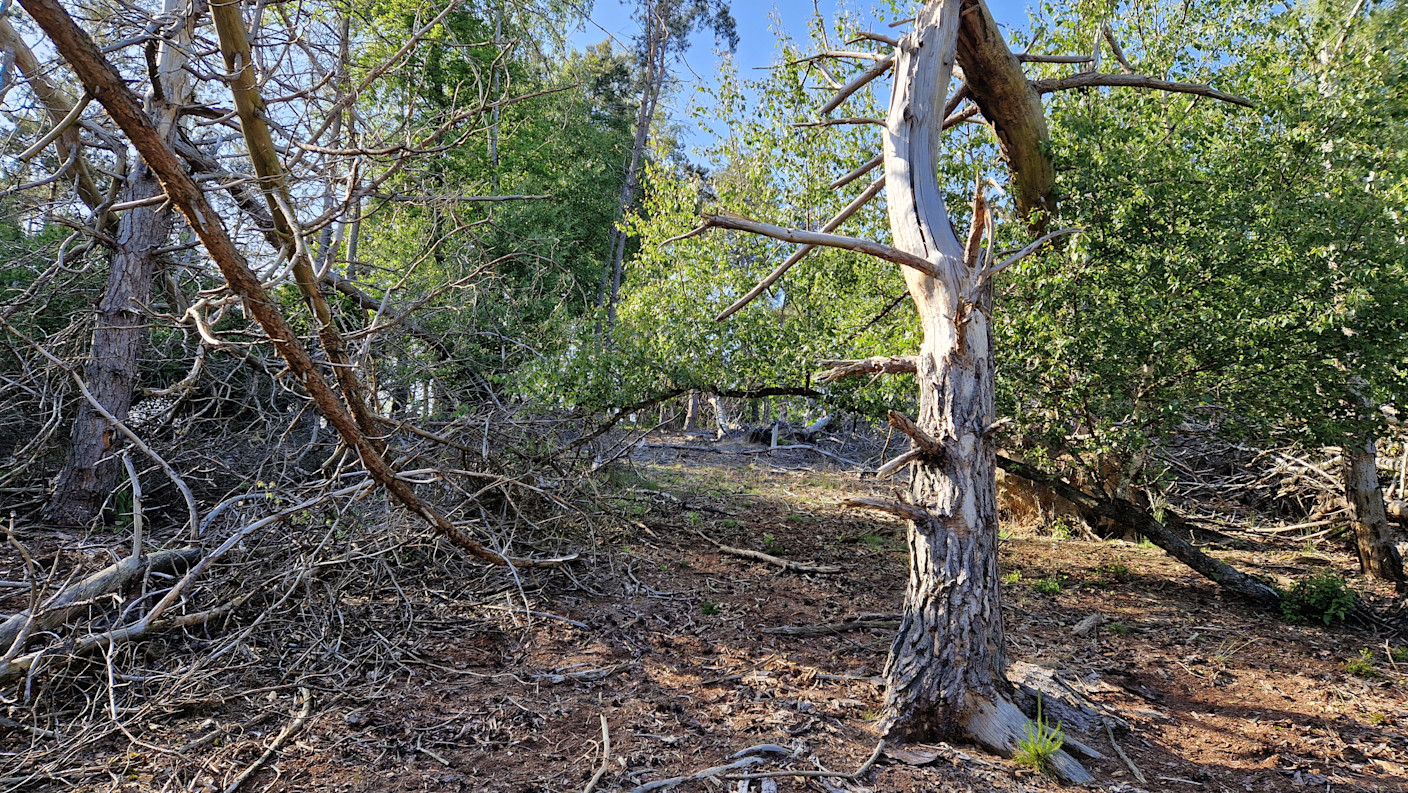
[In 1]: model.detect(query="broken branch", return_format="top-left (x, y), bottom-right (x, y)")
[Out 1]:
top-left (814, 355), bottom-right (917, 383)
top-left (697, 213), bottom-right (940, 278)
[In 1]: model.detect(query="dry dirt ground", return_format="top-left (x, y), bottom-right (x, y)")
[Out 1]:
top-left (5, 436), bottom-right (1408, 792)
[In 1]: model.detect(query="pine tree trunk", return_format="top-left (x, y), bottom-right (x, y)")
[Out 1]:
top-left (1343, 439), bottom-right (1406, 586)
top-left (44, 170), bottom-right (170, 526)
top-left (43, 0), bottom-right (196, 526)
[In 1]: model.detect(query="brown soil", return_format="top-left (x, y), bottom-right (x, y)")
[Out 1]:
top-left (5, 437), bottom-right (1407, 792)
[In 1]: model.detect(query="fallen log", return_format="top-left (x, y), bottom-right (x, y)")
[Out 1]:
top-left (0, 548), bottom-right (201, 655)
top-left (995, 455), bottom-right (1282, 609)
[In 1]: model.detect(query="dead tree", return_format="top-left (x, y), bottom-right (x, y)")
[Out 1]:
top-left (685, 0), bottom-right (1251, 777)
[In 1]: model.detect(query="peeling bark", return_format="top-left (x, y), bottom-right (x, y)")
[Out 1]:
top-left (876, 0), bottom-right (1088, 781)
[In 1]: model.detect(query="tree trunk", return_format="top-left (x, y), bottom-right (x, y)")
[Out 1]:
top-left (601, 1), bottom-right (668, 332)
top-left (878, 1), bottom-right (1088, 781)
top-left (1343, 439), bottom-right (1406, 586)
top-left (683, 390), bottom-right (701, 432)
top-left (45, 171), bottom-right (171, 526)
top-left (43, 0), bottom-right (197, 527)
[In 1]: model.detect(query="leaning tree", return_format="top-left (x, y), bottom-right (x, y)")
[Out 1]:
top-left (683, 0), bottom-right (1256, 779)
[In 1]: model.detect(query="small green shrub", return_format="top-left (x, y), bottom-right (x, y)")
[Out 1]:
top-left (1345, 649), bottom-right (1378, 678)
top-left (1002, 570), bottom-right (1023, 585)
top-left (1013, 694), bottom-right (1065, 774)
top-left (762, 533), bottom-right (783, 553)
top-left (1049, 518), bottom-right (1074, 540)
top-left (1107, 622), bottom-right (1131, 635)
top-left (700, 600), bottom-right (721, 615)
top-left (1389, 646), bottom-right (1408, 663)
top-left (719, 518), bottom-right (742, 529)
top-left (686, 511), bottom-right (703, 526)
top-left (1098, 562), bottom-right (1130, 579)
top-left (1280, 572), bottom-right (1355, 625)
top-left (1032, 576), bottom-right (1064, 595)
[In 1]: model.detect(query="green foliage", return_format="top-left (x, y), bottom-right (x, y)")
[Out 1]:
top-left (1345, 649), bottom-right (1378, 678)
top-left (1001, 570), bottom-right (1023, 585)
top-left (700, 600), bottom-right (721, 615)
top-left (1032, 576), bottom-right (1065, 595)
top-left (1000, 0), bottom-right (1408, 471)
top-left (1280, 572), bottom-right (1355, 625)
top-left (1013, 694), bottom-right (1066, 774)
top-left (762, 532), bottom-right (782, 553)
top-left (1107, 622), bottom-right (1131, 636)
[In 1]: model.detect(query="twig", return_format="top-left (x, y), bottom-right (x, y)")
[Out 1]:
top-left (630, 756), bottom-right (764, 793)
top-left (223, 687), bottom-right (313, 793)
top-left (693, 529), bottom-right (842, 574)
top-left (582, 715), bottom-right (611, 793)
top-left (726, 739), bottom-right (886, 781)
top-left (1105, 719), bottom-right (1145, 783)
top-left (761, 615), bottom-right (901, 636)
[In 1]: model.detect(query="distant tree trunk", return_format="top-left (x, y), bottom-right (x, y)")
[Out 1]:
top-left (683, 390), bottom-right (701, 431)
top-left (43, 0), bottom-right (197, 527)
top-left (600, 1), bottom-right (668, 332)
top-left (1343, 439), bottom-right (1406, 586)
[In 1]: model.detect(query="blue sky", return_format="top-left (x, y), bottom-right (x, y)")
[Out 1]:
top-left (566, 0), bottom-right (1036, 151)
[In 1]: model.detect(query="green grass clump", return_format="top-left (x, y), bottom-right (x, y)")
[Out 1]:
top-left (1013, 694), bottom-right (1066, 774)
top-left (1280, 572), bottom-right (1355, 625)
top-left (1032, 575), bottom-right (1064, 595)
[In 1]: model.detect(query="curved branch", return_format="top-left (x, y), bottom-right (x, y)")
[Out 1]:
top-left (1031, 72), bottom-right (1254, 108)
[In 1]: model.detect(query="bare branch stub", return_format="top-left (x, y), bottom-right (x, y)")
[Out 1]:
top-left (843, 497), bottom-right (930, 523)
top-left (887, 410), bottom-right (943, 460)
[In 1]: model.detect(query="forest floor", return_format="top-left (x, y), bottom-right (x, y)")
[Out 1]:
top-left (7, 431), bottom-right (1408, 792)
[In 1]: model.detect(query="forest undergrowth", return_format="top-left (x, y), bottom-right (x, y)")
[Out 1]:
top-left (3, 426), bottom-right (1404, 793)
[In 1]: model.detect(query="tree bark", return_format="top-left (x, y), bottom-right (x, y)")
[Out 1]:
top-left (1343, 439), bottom-right (1406, 586)
top-left (954, 0), bottom-right (1055, 224)
top-left (683, 390), bottom-right (701, 431)
top-left (877, 1), bottom-right (1088, 781)
top-left (43, 0), bottom-right (197, 527)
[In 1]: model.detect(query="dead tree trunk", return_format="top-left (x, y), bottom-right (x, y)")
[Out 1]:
top-left (874, 1), bottom-right (1087, 780)
top-left (1343, 439), bottom-right (1406, 586)
top-left (43, 0), bottom-right (197, 526)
